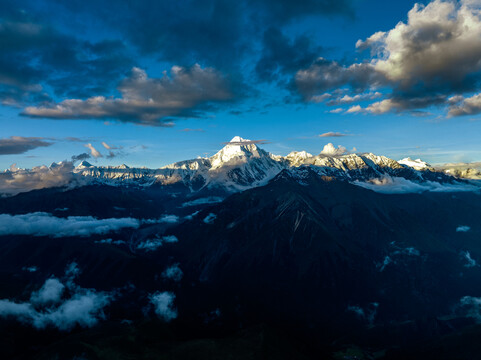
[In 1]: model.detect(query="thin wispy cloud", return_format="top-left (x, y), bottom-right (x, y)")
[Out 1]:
top-left (222, 139), bottom-right (269, 146)
top-left (85, 143), bottom-right (102, 158)
top-left (319, 132), bottom-right (348, 138)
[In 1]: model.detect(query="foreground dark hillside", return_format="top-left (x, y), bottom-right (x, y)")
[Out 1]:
top-left (1, 169), bottom-right (481, 358)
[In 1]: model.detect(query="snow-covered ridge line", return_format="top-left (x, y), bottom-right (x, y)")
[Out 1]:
top-left (73, 136), bottom-right (461, 189)
top-left (2, 136), bottom-right (475, 196)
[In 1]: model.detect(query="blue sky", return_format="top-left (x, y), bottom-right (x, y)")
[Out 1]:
top-left (2, 0), bottom-right (481, 169)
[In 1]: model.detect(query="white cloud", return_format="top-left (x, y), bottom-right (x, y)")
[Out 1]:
top-left (181, 197), bottom-right (224, 207)
top-left (203, 213), bottom-right (217, 224)
top-left (0, 161), bottom-right (87, 196)
top-left (0, 263), bottom-right (111, 331)
top-left (30, 278), bottom-right (65, 306)
top-left (297, 0), bottom-right (481, 115)
top-left (328, 108), bottom-right (343, 113)
top-left (162, 263), bottom-right (183, 282)
top-left (448, 93), bottom-right (481, 117)
top-left (142, 215), bottom-right (179, 224)
top-left (346, 104), bottom-right (362, 113)
top-left (461, 250), bottom-right (478, 267)
top-left (457, 225), bottom-right (471, 232)
top-left (94, 238), bottom-right (126, 245)
top-left (136, 235), bottom-right (178, 251)
top-left (0, 212), bottom-right (140, 237)
top-left (320, 143), bottom-right (348, 156)
top-left (85, 143), bottom-right (102, 158)
top-left (353, 176), bottom-right (480, 194)
top-left (150, 291), bottom-right (177, 321)
top-left (357, 0), bottom-right (481, 89)
top-left (459, 296), bottom-right (481, 322)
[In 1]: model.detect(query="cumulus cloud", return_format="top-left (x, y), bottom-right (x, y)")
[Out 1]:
top-left (22, 65), bottom-right (232, 126)
top-left (162, 263), bottom-right (183, 282)
top-left (318, 132), bottom-right (348, 138)
top-left (0, 161), bottom-right (86, 196)
top-left (0, 263), bottom-right (111, 331)
top-left (0, 212), bottom-right (141, 237)
top-left (448, 93), bottom-right (481, 117)
top-left (297, 0), bottom-right (481, 115)
top-left (85, 143), bottom-right (102, 158)
top-left (0, 136), bottom-right (52, 155)
top-left (346, 105), bottom-right (363, 114)
top-left (30, 278), bottom-right (65, 306)
top-left (353, 176), bottom-right (480, 194)
top-left (320, 143), bottom-right (348, 156)
top-left (326, 92), bottom-right (382, 106)
top-left (149, 291), bottom-right (177, 321)
top-left (295, 58), bottom-right (384, 100)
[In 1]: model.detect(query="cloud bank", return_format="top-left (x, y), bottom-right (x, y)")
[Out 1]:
top-left (0, 212), bottom-right (140, 237)
top-left (0, 162), bottom-right (86, 196)
top-left (353, 176), bottom-right (480, 194)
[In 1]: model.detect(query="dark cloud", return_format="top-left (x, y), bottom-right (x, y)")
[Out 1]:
top-left (0, 136), bottom-right (52, 155)
top-left (295, 58), bottom-right (385, 100)
top-left (71, 153), bottom-right (91, 162)
top-left (256, 27), bottom-right (322, 83)
top-left (22, 66), bottom-right (233, 126)
top-left (52, 0), bottom-right (353, 70)
top-left (0, 0), bottom-right (358, 124)
top-left (252, 0), bottom-right (355, 24)
top-left (0, 8), bottom-right (134, 105)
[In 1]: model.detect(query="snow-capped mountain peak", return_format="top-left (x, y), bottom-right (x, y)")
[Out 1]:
top-left (286, 151), bottom-right (313, 166)
top-left (398, 157), bottom-right (430, 170)
top-left (76, 161), bottom-right (93, 169)
top-left (210, 136), bottom-right (264, 169)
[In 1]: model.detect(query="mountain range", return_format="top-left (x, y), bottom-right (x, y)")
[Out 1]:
top-left (1, 137), bottom-right (481, 359)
